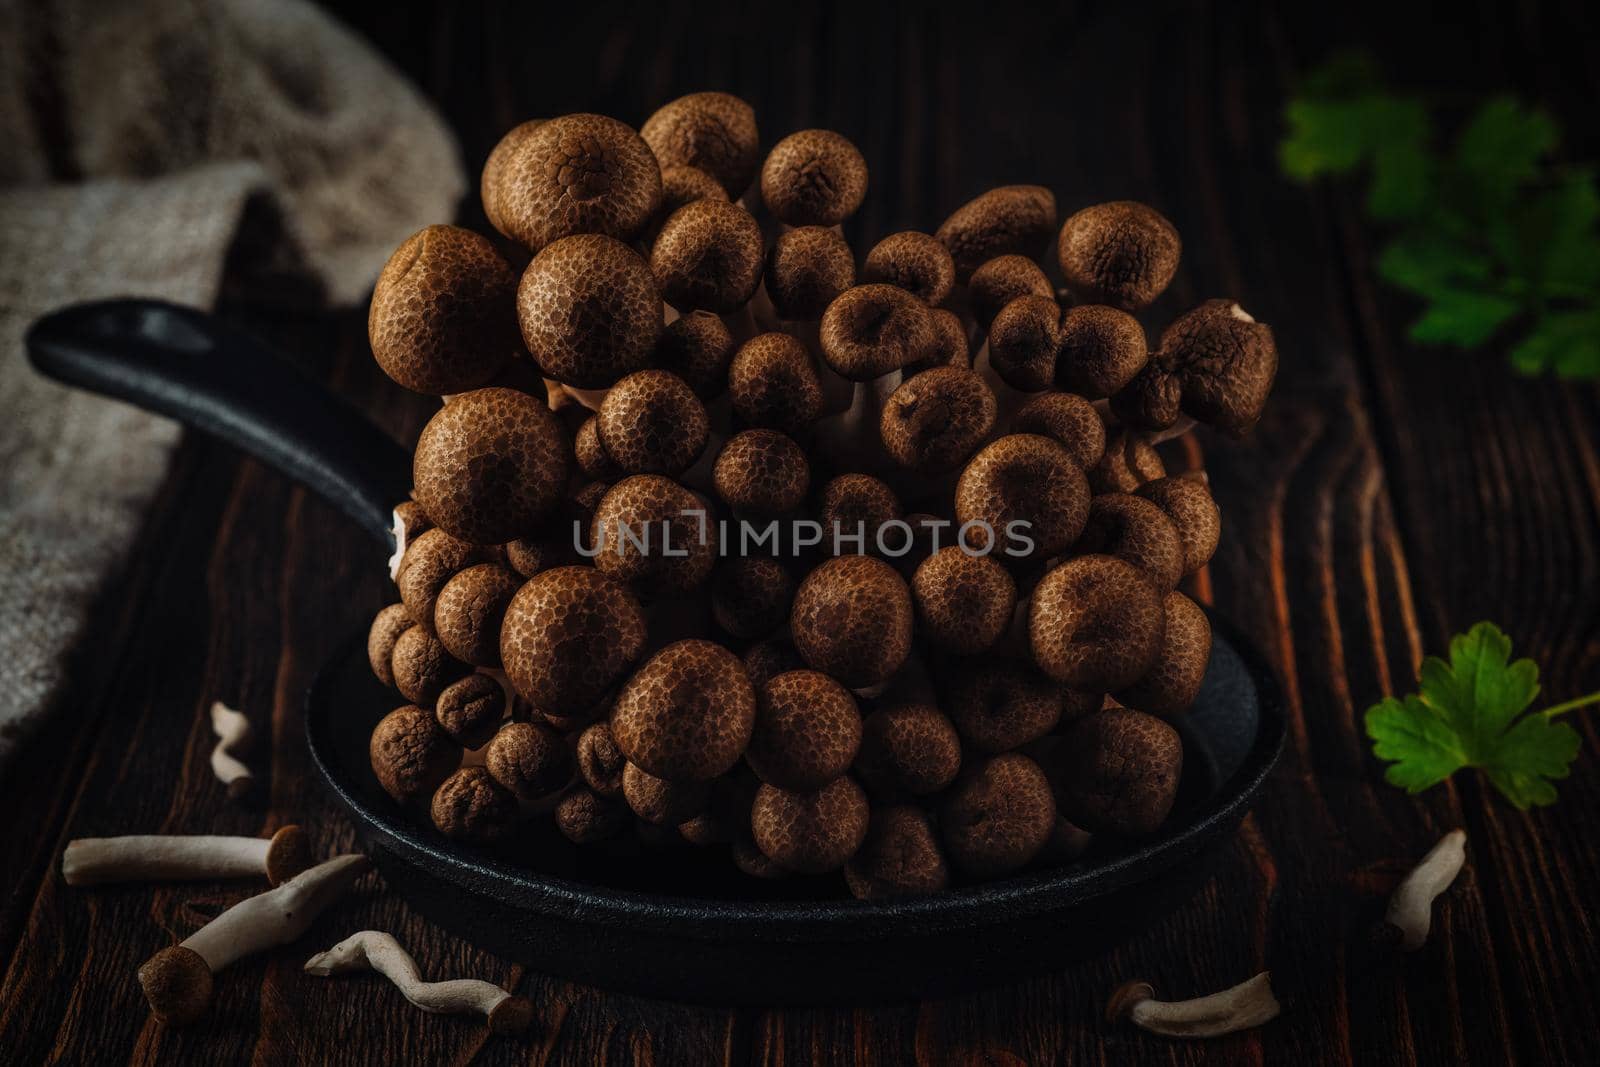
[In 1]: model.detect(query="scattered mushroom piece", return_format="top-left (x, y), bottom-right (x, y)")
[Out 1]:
top-left (862, 231), bottom-right (956, 307)
top-left (500, 566), bottom-right (647, 718)
top-left (209, 701), bottom-right (255, 800)
top-left (517, 233), bottom-right (664, 389)
top-left (611, 639), bottom-right (756, 781)
top-left (955, 434), bottom-right (1090, 560)
top-left (1011, 392), bottom-right (1106, 472)
top-left (1106, 972), bottom-right (1281, 1038)
top-left (1029, 555), bottom-right (1166, 690)
top-left (590, 476), bottom-right (716, 596)
top-left (62, 826), bottom-right (313, 887)
top-left (790, 555), bottom-right (914, 691)
top-left (880, 366), bottom-right (997, 472)
top-left (1113, 300), bottom-right (1278, 437)
top-left (712, 429), bottom-right (811, 514)
top-left (750, 776), bottom-right (869, 873)
top-left (934, 185), bottom-right (1058, 282)
top-left (652, 311), bottom-right (736, 399)
top-left (1057, 201), bottom-right (1181, 311)
top-left (968, 255), bottom-right (1054, 328)
top-left (727, 332), bottom-right (825, 434)
top-left (940, 753), bottom-right (1055, 878)
top-left (1386, 829), bottom-right (1467, 951)
top-left (844, 806), bottom-right (950, 900)
top-left (431, 767), bottom-right (521, 843)
top-left (641, 91), bottom-right (760, 198)
top-left (1052, 708), bottom-right (1182, 835)
top-left (912, 547), bottom-right (1017, 655)
top-left (371, 705), bottom-right (461, 804)
top-left (746, 670), bottom-right (863, 791)
top-left (761, 129), bottom-right (868, 227)
top-left (434, 563), bottom-right (523, 668)
top-left (854, 703), bottom-right (962, 797)
top-left (764, 225), bottom-right (855, 320)
top-left (598, 369), bottom-right (710, 476)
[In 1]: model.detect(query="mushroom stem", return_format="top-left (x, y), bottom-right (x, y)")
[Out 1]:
top-left (209, 701), bottom-right (254, 799)
top-left (1106, 972), bottom-right (1280, 1038)
top-left (815, 376), bottom-right (902, 472)
top-left (304, 930), bottom-right (534, 1035)
top-left (1386, 829), bottom-right (1466, 951)
top-left (387, 509), bottom-right (410, 582)
top-left (63, 826), bottom-right (313, 887)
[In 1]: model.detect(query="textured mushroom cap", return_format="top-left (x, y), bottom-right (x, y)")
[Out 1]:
top-left (904, 307), bottom-right (971, 376)
top-left (732, 835), bottom-right (790, 879)
top-left (369, 225), bottom-right (517, 395)
top-left (413, 387), bottom-right (571, 545)
top-left (1136, 475), bottom-right (1221, 575)
top-left (589, 475), bottom-right (715, 596)
top-left (517, 234), bottom-right (663, 388)
top-left (968, 254), bottom-right (1054, 328)
top-left (1053, 708), bottom-right (1182, 835)
top-left (505, 483), bottom-right (606, 578)
top-left (1029, 555), bottom-right (1166, 690)
top-left (576, 721), bottom-right (626, 797)
top-left (854, 703), bottom-right (962, 796)
top-left (712, 429), bottom-right (811, 514)
top-left (728, 333), bottom-right (824, 433)
top-left (760, 129), bottom-right (868, 226)
top-left (598, 369), bottom-right (710, 475)
top-left (481, 113), bottom-right (662, 252)
top-left (263, 825), bottom-right (315, 886)
top-left (1074, 493), bottom-right (1185, 593)
top-left (912, 546), bottom-right (1017, 655)
top-left (746, 670), bottom-right (863, 790)
top-left (622, 761), bottom-right (712, 824)
top-left (987, 295), bottom-right (1062, 392)
top-left (656, 164), bottom-right (729, 221)
top-left (434, 672), bottom-right (507, 749)
top-left (1113, 300), bottom-right (1278, 436)
top-left (751, 776), bottom-right (869, 873)
top-left (499, 566), bottom-right (647, 716)
top-left (765, 225), bottom-right (856, 320)
top-left (367, 603), bottom-right (414, 687)
top-left (1057, 201), bottom-right (1181, 311)
top-left (845, 806), bottom-right (950, 900)
top-left (486, 720), bottom-right (574, 802)
top-left (1089, 428), bottom-right (1165, 493)
top-left (574, 415), bottom-right (622, 481)
top-left (1056, 305), bottom-right (1149, 398)
top-left (651, 199), bottom-right (765, 313)
top-left (818, 474), bottom-right (903, 555)
top-left (1011, 392), bottom-right (1106, 472)
top-left (711, 556), bottom-right (795, 639)
top-left (820, 284), bottom-right (937, 381)
top-left (370, 705), bottom-right (460, 803)
top-left (1115, 590), bottom-right (1212, 716)
top-left (790, 555), bottom-right (914, 689)
top-left (652, 311), bottom-right (736, 398)
top-left (434, 563), bottom-right (522, 667)
top-left (555, 787), bottom-right (628, 843)
top-left (391, 626), bottom-right (469, 707)
top-left (394, 499), bottom-right (433, 544)
top-left (940, 753), bottom-right (1056, 877)
top-left (934, 185), bottom-right (1059, 282)
top-left (954, 434), bottom-right (1090, 559)
top-left (611, 639), bottom-right (757, 781)
top-left (641, 92), bottom-right (760, 198)
top-left (396, 528), bottom-right (489, 631)
top-left (430, 766), bottom-right (519, 842)
top-left (743, 638), bottom-right (806, 689)
top-left (862, 231), bottom-right (956, 307)
top-left (946, 659), bottom-right (1063, 753)
top-left (880, 366), bottom-right (997, 471)
top-left (138, 945), bottom-right (213, 1025)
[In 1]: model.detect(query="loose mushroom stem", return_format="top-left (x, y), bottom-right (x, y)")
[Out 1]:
top-left (209, 702), bottom-right (255, 800)
top-left (1385, 829), bottom-right (1467, 951)
top-left (62, 826), bottom-right (313, 887)
top-left (1106, 972), bottom-right (1281, 1038)
top-left (304, 930), bottom-right (534, 1036)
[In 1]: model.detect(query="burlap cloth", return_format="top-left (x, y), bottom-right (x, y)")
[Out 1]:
top-left (0, 0), bottom-right (465, 764)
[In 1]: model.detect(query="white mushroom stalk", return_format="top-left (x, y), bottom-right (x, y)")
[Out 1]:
top-left (387, 508), bottom-right (411, 582)
top-left (304, 930), bottom-right (534, 1035)
top-left (62, 825), bottom-right (312, 887)
top-left (1386, 828), bottom-right (1467, 951)
top-left (209, 701), bottom-right (255, 799)
top-left (1107, 972), bottom-right (1280, 1038)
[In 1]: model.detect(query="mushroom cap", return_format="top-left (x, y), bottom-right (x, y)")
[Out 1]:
top-left (790, 555), bottom-right (914, 689)
top-left (954, 434), bottom-right (1090, 560)
top-left (934, 185), bottom-right (1059, 282)
top-left (743, 638), bottom-right (806, 689)
top-left (903, 307), bottom-right (971, 376)
top-left (611, 639), bottom-right (757, 781)
top-left (517, 233), bottom-right (663, 389)
top-left (746, 670), bottom-right (863, 790)
top-left (1056, 200), bottom-right (1181, 311)
top-left (911, 546), bottom-right (1017, 655)
top-left (430, 766), bottom-right (520, 843)
top-left (505, 483), bottom-right (606, 577)
top-left (641, 92), bottom-right (760, 198)
top-left (712, 429), bottom-right (811, 514)
top-left (818, 474), bottom-right (903, 555)
top-left (765, 225), bottom-right (855, 320)
top-left (622, 761), bottom-right (712, 824)
top-left (1113, 299), bottom-right (1278, 436)
top-left (574, 415), bottom-right (622, 481)
top-left (434, 563), bottom-right (523, 667)
top-left (987, 295), bottom-right (1062, 392)
top-left (820, 283), bottom-right (937, 381)
top-left (1136, 475), bottom-right (1221, 575)
top-left (1011, 392), bottom-right (1106, 472)
top-left (499, 566), bottom-right (647, 716)
top-left (482, 113), bottom-right (662, 252)
top-left (652, 311), bottom-right (736, 399)
top-left (1055, 305), bottom-right (1148, 398)
top-left (396, 528), bottom-right (491, 633)
top-left (656, 164), bottom-right (729, 221)
top-left (968, 254), bottom-right (1054, 328)
top-left (264, 825), bottom-right (315, 886)
top-left (854, 703), bottom-right (962, 796)
top-left (1073, 493), bottom-right (1186, 593)
top-left (138, 945), bottom-right (213, 1025)
top-left (555, 787), bottom-right (629, 844)
top-left (370, 704), bottom-right (460, 803)
top-left (677, 774), bottom-right (757, 847)
top-left (728, 332), bottom-right (825, 433)
top-left (945, 658), bottom-right (1063, 753)
top-left (732, 835), bottom-right (791, 879)
top-left (862, 231), bottom-right (956, 307)
top-left (844, 805), bottom-right (950, 900)
top-left (1115, 590), bottom-right (1212, 716)
top-left (486, 720), bottom-right (575, 802)
top-left (368, 225), bottom-right (517, 395)
top-left (1052, 708), bottom-right (1182, 835)
top-left (576, 721), bottom-right (627, 797)
top-left (391, 626), bottom-right (469, 707)
top-left (711, 556), bottom-right (795, 639)
top-left (940, 753), bottom-right (1056, 877)
top-left (367, 603), bottom-right (414, 687)
top-left (589, 475), bottom-right (715, 596)
top-left (413, 387), bottom-right (571, 545)
top-left (879, 366), bottom-right (997, 471)
top-left (751, 776), bottom-right (870, 873)
top-left (651, 199), bottom-right (765, 313)
top-left (760, 129), bottom-right (868, 227)
top-left (434, 672), bottom-right (508, 749)
top-left (1028, 555), bottom-right (1166, 690)
top-left (597, 369), bottom-right (710, 475)
top-left (1089, 428), bottom-right (1166, 494)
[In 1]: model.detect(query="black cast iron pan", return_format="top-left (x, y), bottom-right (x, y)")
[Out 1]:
top-left (27, 299), bottom-right (1286, 1005)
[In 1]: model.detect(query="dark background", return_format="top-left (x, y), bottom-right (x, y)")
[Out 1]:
top-left (3, 0), bottom-right (1598, 1063)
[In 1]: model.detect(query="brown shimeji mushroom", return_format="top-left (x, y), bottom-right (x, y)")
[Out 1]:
top-left (652, 311), bottom-right (737, 399)
top-left (1010, 391), bottom-right (1106, 472)
top-left (862, 231), bottom-right (956, 307)
top-left (434, 563), bottom-right (522, 668)
top-left (940, 753), bottom-right (1055, 877)
top-left (751, 776), bottom-right (869, 873)
top-left (968, 255), bottom-right (1054, 329)
top-left (817, 474), bottom-right (903, 556)
top-left (62, 826), bottom-right (314, 887)
top-left (641, 92), bottom-right (761, 199)
top-left (745, 670), bottom-right (863, 791)
top-left (790, 555), bottom-right (914, 691)
top-left (431, 767), bottom-right (520, 843)
top-left (1029, 555), bottom-right (1166, 691)
top-left (1056, 201), bottom-right (1181, 311)
top-left (589, 476), bottom-right (716, 597)
top-left (371, 705), bottom-right (460, 803)
top-left (761, 129), bottom-right (868, 227)
top-left (517, 233), bottom-right (664, 390)
top-left (854, 703), bottom-right (962, 797)
top-left (611, 639), bottom-right (756, 782)
top-left (954, 434), bottom-right (1090, 560)
top-left (597, 370), bottom-right (710, 476)
top-left (844, 806), bottom-right (950, 900)
top-left (712, 429), bottom-right (811, 515)
top-left (1113, 299), bottom-right (1279, 437)
top-left (1052, 708), bottom-right (1183, 835)
top-left (935, 185), bottom-right (1058, 282)
top-left (499, 566), bottom-right (647, 720)
top-left (727, 332), bottom-right (826, 434)
top-left (1115, 590), bottom-right (1213, 716)
top-left (880, 367), bottom-right (997, 472)
top-left (912, 547), bottom-right (1016, 656)
top-left (764, 226), bottom-right (855, 321)
top-left (1136, 474), bottom-right (1222, 576)
top-left (1073, 493), bottom-right (1186, 593)
top-left (651, 200), bottom-right (765, 313)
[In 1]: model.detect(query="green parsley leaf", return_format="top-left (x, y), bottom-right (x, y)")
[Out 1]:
top-left (1454, 97), bottom-right (1559, 202)
top-left (1407, 289), bottom-right (1519, 346)
top-left (1365, 622), bottom-right (1594, 809)
top-left (1509, 310), bottom-right (1600, 378)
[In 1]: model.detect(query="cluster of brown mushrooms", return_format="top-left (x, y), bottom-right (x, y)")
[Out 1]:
top-left (362, 94), bottom-right (1278, 899)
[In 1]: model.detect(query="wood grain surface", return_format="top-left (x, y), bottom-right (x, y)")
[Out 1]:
top-left (2, 1), bottom-right (1597, 1063)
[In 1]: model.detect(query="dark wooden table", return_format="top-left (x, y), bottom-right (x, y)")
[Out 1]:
top-left (3, 1), bottom-right (1597, 1063)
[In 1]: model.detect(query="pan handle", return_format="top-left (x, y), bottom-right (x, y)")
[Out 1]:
top-left (25, 299), bottom-right (410, 548)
